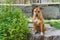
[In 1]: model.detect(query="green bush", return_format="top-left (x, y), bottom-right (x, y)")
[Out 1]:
top-left (5, 0), bottom-right (16, 4)
top-left (0, 6), bottom-right (29, 40)
top-left (45, 22), bottom-right (60, 29)
top-left (49, 22), bottom-right (56, 27)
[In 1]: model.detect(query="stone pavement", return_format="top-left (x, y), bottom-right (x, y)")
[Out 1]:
top-left (28, 23), bottom-right (60, 40)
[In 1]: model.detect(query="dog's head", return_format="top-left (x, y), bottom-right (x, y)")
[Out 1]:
top-left (34, 7), bottom-right (40, 17)
top-left (32, 6), bottom-right (44, 17)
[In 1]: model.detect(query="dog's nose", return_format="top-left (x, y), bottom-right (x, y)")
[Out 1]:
top-left (36, 14), bottom-right (38, 17)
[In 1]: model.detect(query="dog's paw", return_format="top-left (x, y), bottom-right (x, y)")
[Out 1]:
top-left (40, 32), bottom-right (43, 35)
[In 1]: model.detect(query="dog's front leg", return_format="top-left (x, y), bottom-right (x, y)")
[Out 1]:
top-left (40, 23), bottom-right (43, 35)
top-left (33, 23), bottom-right (37, 34)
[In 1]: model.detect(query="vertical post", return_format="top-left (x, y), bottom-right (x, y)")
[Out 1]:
top-left (40, 0), bottom-right (41, 3)
top-left (24, 0), bottom-right (27, 4)
top-left (22, 0), bottom-right (24, 4)
top-left (36, 0), bottom-right (37, 3)
top-left (39, 0), bottom-right (40, 3)
top-left (16, 0), bottom-right (20, 4)
top-left (30, 0), bottom-right (32, 4)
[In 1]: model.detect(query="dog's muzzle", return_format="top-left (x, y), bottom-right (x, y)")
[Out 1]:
top-left (36, 14), bottom-right (38, 17)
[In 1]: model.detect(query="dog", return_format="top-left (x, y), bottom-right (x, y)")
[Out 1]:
top-left (32, 6), bottom-right (46, 35)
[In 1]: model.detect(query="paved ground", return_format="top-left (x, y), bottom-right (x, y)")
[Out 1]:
top-left (28, 23), bottom-right (60, 40)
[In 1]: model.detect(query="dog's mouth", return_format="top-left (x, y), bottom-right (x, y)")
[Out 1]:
top-left (36, 14), bottom-right (38, 17)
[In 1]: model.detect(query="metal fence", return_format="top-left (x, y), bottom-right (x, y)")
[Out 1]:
top-left (0, 0), bottom-right (60, 4)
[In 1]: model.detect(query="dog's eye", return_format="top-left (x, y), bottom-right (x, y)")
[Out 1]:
top-left (34, 11), bottom-right (36, 12)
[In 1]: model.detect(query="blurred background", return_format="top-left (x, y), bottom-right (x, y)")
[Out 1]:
top-left (0, 0), bottom-right (60, 4)
top-left (0, 0), bottom-right (60, 19)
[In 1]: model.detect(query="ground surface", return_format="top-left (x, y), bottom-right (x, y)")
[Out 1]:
top-left (28, 23), bottom-right (60, 40)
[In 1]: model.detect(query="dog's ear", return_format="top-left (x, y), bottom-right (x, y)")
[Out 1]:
top-left (40, 7), bottom-right (44, 10)
top-left (33, 6), bottom-right (38, 9)
top-left (32, 5), bottom-right (38, 16)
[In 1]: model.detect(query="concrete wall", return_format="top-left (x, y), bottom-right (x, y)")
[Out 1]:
top-left (42, 6), bottom-right (60, 19)
top-left (0, 5), bottom-right (60, 19)
top-left (18, 5), bottom-right (60, 19)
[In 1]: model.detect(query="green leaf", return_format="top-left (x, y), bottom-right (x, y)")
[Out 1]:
top-left (0, 6), bottom-right (29, 40)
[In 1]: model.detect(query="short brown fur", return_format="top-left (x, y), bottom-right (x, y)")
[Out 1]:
top-left (32, 7), bottom-right (46, 34)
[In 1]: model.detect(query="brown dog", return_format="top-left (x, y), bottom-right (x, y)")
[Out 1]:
top-left (32, 6), bottom-right (46, 35)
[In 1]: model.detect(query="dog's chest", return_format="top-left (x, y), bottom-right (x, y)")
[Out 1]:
top-left (34, 18), bottom-right (41, 24)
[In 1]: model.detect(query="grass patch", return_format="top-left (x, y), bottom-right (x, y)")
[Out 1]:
top-left (45, 21), bottom-right (60, 29)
